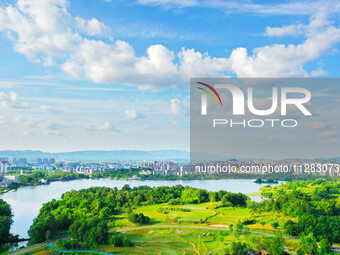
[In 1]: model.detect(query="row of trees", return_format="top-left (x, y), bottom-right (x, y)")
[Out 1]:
top-left (19, 170), bottom-right (87, 186)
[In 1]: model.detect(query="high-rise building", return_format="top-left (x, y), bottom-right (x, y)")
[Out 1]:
top-left (18, 158), bottom-right (27, 164)
top-left (35, 158), bottom-right (43, 164)
top-left (1, 160), bottom-right (8, 174)
top-left (49, 158), bottom-right (55, 164)
top-left (43, 158), bottom-right (49, 164)
top-left (12, 158), bottom-right (27, 165)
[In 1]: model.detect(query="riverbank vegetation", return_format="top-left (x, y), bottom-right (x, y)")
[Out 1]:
top-left (92, 169), bottom-right (335, 182)
top-left (18, 170), bottom-right (88, 185)
top-left (0, 170), bottom-right (88, 194)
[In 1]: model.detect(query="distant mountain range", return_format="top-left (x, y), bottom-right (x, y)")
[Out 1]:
top-left (0, 150), bottom-right (190, 162)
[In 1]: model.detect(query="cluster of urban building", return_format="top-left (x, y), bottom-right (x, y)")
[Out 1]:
top-left (0, 159), bottom-right (18, 184)
top-left (0, 157), bottom-right (56, 169)
top-left (1, 157), bottom-right (339, 187)
top-left (0, 157), bottom-right (56, 186)
top-left (61, 161), bottom-right (192, 176)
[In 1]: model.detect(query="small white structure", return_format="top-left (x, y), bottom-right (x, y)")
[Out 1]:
top-left (40, 178), bottom-right (48, 184)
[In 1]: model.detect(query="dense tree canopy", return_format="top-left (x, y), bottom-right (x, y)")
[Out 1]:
top-left (28, 185), bottom-right (249, 245)
top-left (0, 199), bottom-right (13, 252)
top-left (254, 179), bottom-right (340, 243)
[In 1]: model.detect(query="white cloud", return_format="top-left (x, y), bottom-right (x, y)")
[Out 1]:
top-left (125, 109), bottom-right (143, 120)
top-left (40, 105), bottom-right (64, 113)
top-left (75, 17), bottom-right (110, 37)
top-left (86, 121), bottom-right (120, 132)
top-left (13, 116), bottom-right (67, 131)
top-left (45, 130), bottom-right (66, 136)
top-left (42, 57), bottom-right (56, 67)
top-left (319, 131), bottom-right (338, 138)
top-left (266, 24), bottom-right (305, 37)
top-left (178, 48), bottom-right (230, 80)
top-left (0, 0), bottom-right (340, 91)
top-left (170, 98), bottom-right (185, 116)
top-left (310, 68), bottom-right (327, 77)
top-left (0, 91), bottom-right (29, 108)
top-left (229, 9), bottom-right (340, 77)
top-left (61, 41), bottom-right (178, 90)
top-left (0, 0), bottom-right (80, 60)
top-left (137, 0), bottom-right (198, 8)
top-left (310, 122), bottom-right (329, 131)
top-left (137, 0), bottom-right (340, 16)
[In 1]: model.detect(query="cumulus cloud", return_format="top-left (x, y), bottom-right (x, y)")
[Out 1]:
top-left (125, 109), bottom-right (143, 120)
top-left (178, 48), bottom-right (230, 79)
top-left (75, 17), bottom-right (110, 37)
top-left (61, 41), bottom-right (179, 90)
top-left (0, 91), bottom-right (29, 108)
top-left (230, 9), bottom-right (340, 77)
top-left (0, 0), bottom-right (340, 90)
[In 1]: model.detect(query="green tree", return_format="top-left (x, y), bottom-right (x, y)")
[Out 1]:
top-left (230, 241), bottom-right (246, 255)
top-left (299, 233), bottom-right (317, 255)
top-left (0, 199), bottom-right (13, 251)
top-left (318, 239), bottom-right (332, 255)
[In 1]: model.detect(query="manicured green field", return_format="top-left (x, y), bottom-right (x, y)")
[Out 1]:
top-left (114, 202), bottom-right (294, 234)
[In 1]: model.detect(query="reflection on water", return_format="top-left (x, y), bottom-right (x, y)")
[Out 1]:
top-left (0, 178), bottom-right (282, 241)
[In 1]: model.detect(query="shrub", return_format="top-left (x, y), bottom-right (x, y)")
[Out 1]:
top-left (242, 218), bottom-right (256, 225)
top-left (110, 234), bottom-right (132, 247)
top-left (128, 213), bottom-right (150, 224)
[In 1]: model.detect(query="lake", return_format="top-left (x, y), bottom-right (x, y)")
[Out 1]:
top-left (0, 178), bottom-right (282, 242)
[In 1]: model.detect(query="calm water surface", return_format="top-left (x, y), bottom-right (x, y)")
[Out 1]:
top-left (0, 178), bottom-right (282, 240)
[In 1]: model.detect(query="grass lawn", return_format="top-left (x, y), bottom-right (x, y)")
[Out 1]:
top-left (105, 227), bottom-right (301, 255)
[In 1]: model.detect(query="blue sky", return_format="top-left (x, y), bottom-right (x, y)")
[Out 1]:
top-left (0, 0), bottom-right (340, 156)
